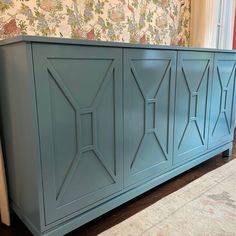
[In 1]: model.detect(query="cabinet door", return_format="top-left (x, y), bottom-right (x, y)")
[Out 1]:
top-left (124, 49), bottom-right (176, 187)
top-left (32, 44), bottom-right (123, 224)
top-left (174, 52), bottom-right (213, 164)
top-left (208, 53), bottom-right (236, 148)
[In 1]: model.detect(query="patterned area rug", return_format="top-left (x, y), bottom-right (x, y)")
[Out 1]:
top-left (99, 159), bottom-right (236, 236)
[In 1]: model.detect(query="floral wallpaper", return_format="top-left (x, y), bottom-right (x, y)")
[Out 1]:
top-left (0, 0), bottom-right (190, 46)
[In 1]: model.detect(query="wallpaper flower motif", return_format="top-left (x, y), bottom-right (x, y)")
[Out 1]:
top-left (0, 0), bottom-right (190, 46)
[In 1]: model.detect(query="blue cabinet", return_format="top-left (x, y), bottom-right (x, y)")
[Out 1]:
top-left (32, 43), bottom-right (123, 224)
top-left (208, 53), bottom-right (236, 148)
top-left (174, 52), bottom-right (213, 164)
top-left (123, 49), bottom-right (176, 187)
top-left (0, 36), bottom-right (235, 236)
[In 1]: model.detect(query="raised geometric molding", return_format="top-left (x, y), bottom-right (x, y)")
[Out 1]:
top-left (59, 150), bottom-right (115, 206)
top-left (177, 60), bottom-right (209, 153)
top-left (131, 133), bottom-right (166, 174)
top-left (129, 60), bottom-right (170, 173)
top-left (178, 122), bottom-right (204, 154)
top-left (182, 60), bottom-right (209, 90)
top-left (48, 58), bottom-right (113, 107)
top-left (146, 102), bottom-right (155, 130)
top-left (123, 49), bottom-right (175, 188)
top-left (48, 73), bottom-right (78, 196)
top-left (155, 70), bottom-right (171, 153)
top-left (217, 61), bottom-right (236, 84)
top-left (208, 54), bottom-right (236, 149)
top-left (80, 112), bottom-right (93, 147)
top-left (45, 58), bottom-right (118, 206)
top-left (131, 60), bottom-right (170, 98)
top-left (96, 75), bottom-right (116, 174)
top-left (211, 62), bottom-right (236, 136)
top-left (125, 71), bottom-right (145, 173)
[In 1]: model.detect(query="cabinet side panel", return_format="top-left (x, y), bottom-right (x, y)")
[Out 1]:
top-left (0, 43), bottom-right (43, 232)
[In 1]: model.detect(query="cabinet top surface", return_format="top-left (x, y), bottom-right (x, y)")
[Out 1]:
top-left (1, 35), bottom-right (236, 53)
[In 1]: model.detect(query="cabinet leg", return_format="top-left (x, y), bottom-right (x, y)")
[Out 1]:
top-left (222, 147), bottom-right (233, 158)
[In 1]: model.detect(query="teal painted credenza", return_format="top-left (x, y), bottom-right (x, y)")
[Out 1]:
top-left (0, 36), bottom-right (235, 236)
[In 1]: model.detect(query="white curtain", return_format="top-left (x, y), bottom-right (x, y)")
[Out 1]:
top-left (218, 0), bottom-right (236, 49)
top-left (190, 0), bottom-right (220, 48)
top-left (190, 0), bottom-right (235, 49)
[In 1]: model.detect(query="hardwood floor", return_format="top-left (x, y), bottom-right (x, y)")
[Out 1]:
top-left (1, 139), bottom-right (235, 236)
